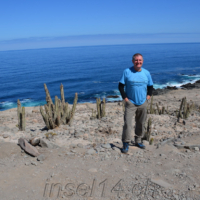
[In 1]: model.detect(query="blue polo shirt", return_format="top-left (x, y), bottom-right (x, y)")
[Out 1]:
top-left (119, 67), bottom-right (153, 105)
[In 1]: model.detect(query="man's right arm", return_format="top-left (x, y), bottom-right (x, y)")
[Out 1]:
top-left (118, 82), bottom-right (129, 102)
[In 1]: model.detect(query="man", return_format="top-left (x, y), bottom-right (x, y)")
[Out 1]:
top-left (118, 53), bottom-right (153, 153)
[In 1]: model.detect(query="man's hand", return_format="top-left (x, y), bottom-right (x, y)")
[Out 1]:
top-left (147, 95), bottom-right (151, 100)
top-left (124, 97), bottom-right (129, 102)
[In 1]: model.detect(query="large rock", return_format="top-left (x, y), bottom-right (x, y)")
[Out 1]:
top-left (101, 143), bottom-right (111, 149)
top-left (30, 137), bottom-right (40, 146)
top-left (181, 79), bottom-right (200, 89)
top-left (181, 83), bottom-right (196, 89)
top-left (106, 95), bottom-right (120, 98)
top-left (18, 138), bottom-right (40, 157)
top-left (39, 139), bottom-right (57, 149)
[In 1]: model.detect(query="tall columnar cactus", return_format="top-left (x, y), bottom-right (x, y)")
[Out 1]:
top-left (156, 103), bottom-right (161, 115)
top-left (44, 83), bottom-right (53, 106)
top-left (17, 99), bottom-right (26, 131)
top-left (150, 95), bottom-right (154, 114)
top-left (96, 98), bottom-right (101, 119)
top-left (177, 97), bottom-right (192, 121)
top-left (69, 93), bottom-right (78, 126)
top-left (162, 106), bottom-right (165, 114)
top-left (96, 98), bottom-right (106, 119)
top-left (60, 83), bottom-right (65, 104)
top-left (146, 118), bottom-right (152, 141)
top-left (101, 98), bottom-right (106, 118)
top-left (166, 106), bottom-right (169, 114)
top-left (144, 118), bottom-right (152, 141)
top-left (178, 97), bottom-right (184, 120)
top-left (17, 99), bottom-right (21, 128)
top-left (155, 102), bottom-right (165, 115)
top-left (40, 84), bottom-right (78, 129)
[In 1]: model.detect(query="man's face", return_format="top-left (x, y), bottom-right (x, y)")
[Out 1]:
top-left (132, 55), bottom-right (143, 69)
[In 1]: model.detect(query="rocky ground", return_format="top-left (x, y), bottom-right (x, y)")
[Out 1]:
top-left (0, 88), bottom-right (200, 200)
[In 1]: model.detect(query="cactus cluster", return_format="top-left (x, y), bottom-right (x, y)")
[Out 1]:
top-left (96, 98), bottom-right (106, 119)
top-left (177, 97), bottom-right (193, 120)
top-left (40, 84), bottom-right (78, 129)
top-left (17, 99), bottom-right (26, 131)
top-left (147, 95), bottom-right (168, 115)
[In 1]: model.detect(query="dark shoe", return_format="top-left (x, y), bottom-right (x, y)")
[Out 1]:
top-left (135, 143), bottom-right (145, 149)
top-left (121, 142), bottom-right (129, 153)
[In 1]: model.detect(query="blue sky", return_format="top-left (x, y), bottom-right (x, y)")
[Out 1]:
top-left (1, 0), bottom-right (200, 50)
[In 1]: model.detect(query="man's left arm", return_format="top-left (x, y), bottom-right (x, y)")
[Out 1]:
top-left (146, 71), bottom-right (154, 100)
top-left (147, 85), bottom-right (153, 100)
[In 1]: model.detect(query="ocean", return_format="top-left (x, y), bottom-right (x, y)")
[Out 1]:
top-left (0, 43), bottom-right (200, 111)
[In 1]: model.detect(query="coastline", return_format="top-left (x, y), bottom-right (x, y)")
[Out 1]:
top-left (1, 79), bottom-right (200, 112)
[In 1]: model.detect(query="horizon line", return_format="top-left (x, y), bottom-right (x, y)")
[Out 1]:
top-left (1, 41), bottom-right (200, 52)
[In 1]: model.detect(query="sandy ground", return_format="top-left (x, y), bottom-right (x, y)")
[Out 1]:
top-left (0, 88), bottom-right (200, 200)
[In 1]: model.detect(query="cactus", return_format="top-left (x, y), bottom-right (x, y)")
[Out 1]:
top-left (95, 98), bottom-right (106, 119)
top-left (178, 97), bottom-right (184, 120)
top-left (40, 84), bottom-right (78, 129)
top-left (68, 93), bottom-right (78, 126)
top-left (44, 83), bottom-right (53, 106)
top-left (147, 118), bottom-right (152, 141)
top-left (17, 99), bottom-right (26, 131)
top-left (40, 106), bottom-right (50, 129)
top-left (144, 118), bottom-right (152, 141)
top-left (21, 107), bottom-right (26, 131)
top-left (60, 83), bottom-right (65, 103)
top-left (156, 103), bottom-right (161, 115)
top-left (177, 97), bottom-right (194, 120)
top-left (149, 138), bottom-right (154, 145)
top-left (186, 104), bottom-right (190, 119)
top-left (17, 99), bottom-right (21, 128)
top-left (162, 106), bottom-right (165, 114)
top-left (96, 98), bottom-right (101, 119)
top-left (176, 110), bottom-right (179, 118)
top-left (101, 98), bottom-right (106, 118)
top-left (150, 95), bottom-right (154, 114)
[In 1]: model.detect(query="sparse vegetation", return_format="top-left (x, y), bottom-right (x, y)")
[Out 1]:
top-left (17, 99), bottom-right (26, 131)
top-left (40, 83), bottom-right (78, 129)
top-left (95, 98), bottom-right (106, 119)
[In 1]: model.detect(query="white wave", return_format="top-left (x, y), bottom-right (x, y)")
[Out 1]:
top-left (106, 96), bottom-right (122, 102)
top-left (21, 99), bottom-right (32, 103)
top-left (154, 78), bottom-right (200, 89)
top-left (113, 90), bottom-right (120, 94)
top-left (0, 101), bottom-right (14, 106)
top-left (180, 74), bottom-right (200, 78)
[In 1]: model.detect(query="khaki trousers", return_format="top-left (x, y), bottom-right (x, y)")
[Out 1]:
top-left (122, 100), bottom-right (147, 143)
